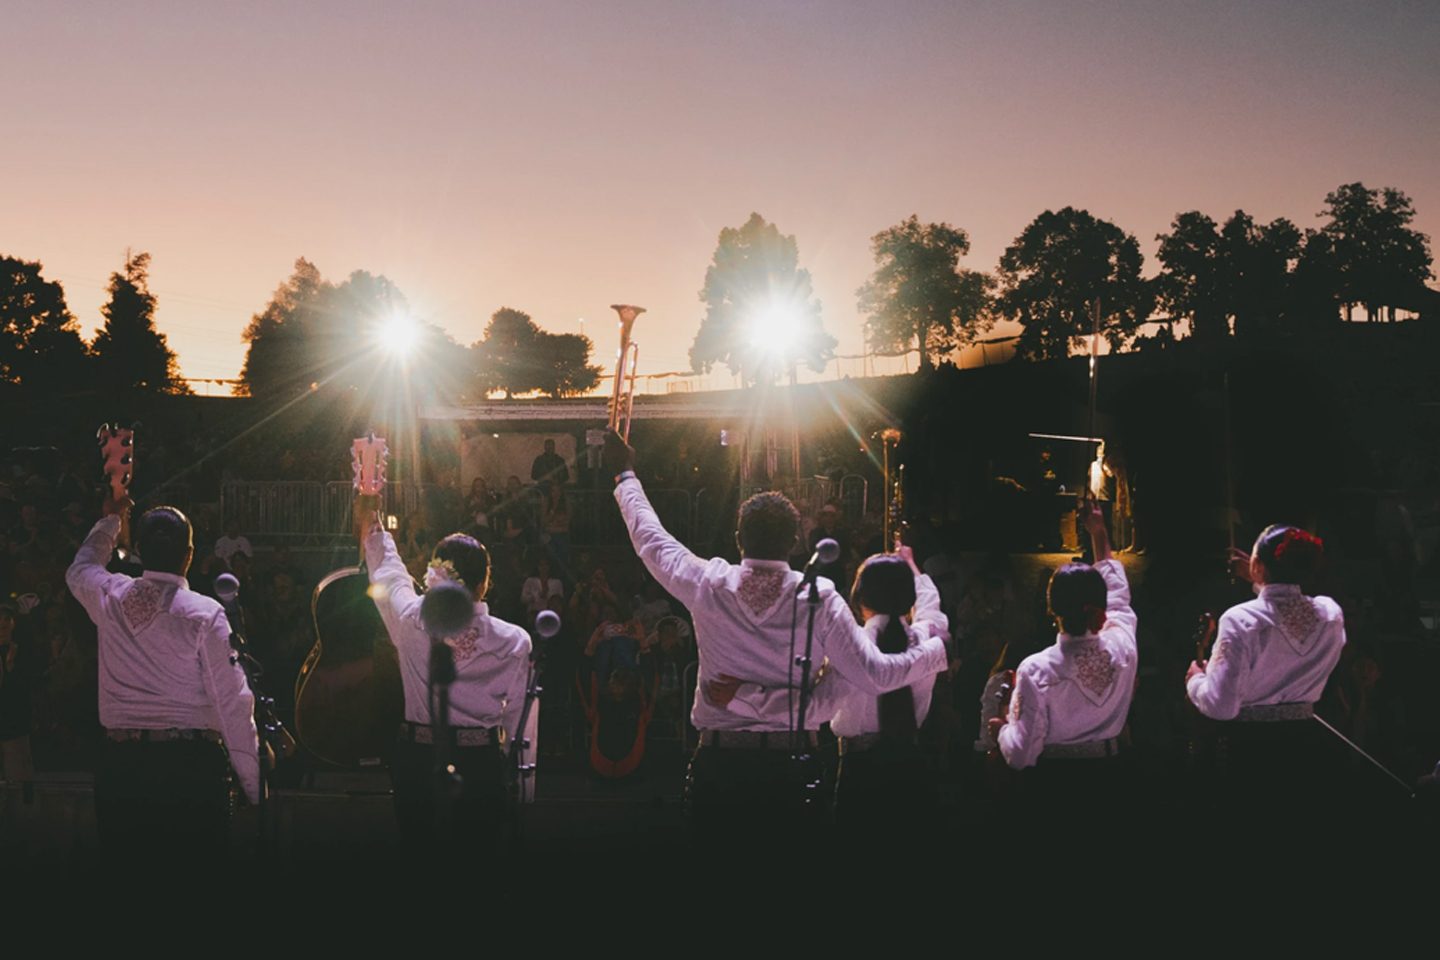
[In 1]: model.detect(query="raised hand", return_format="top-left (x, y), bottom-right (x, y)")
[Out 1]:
top-left (602, 429), bottom-right (636, 477)
top-left (703, 674), bottom-right (743, 708)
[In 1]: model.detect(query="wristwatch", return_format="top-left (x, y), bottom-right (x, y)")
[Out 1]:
top-left (614, 469), bottom-right (637, 485)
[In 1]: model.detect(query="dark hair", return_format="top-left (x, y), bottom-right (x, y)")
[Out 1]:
top-left (851, 554), bottom-right (918, 740)
top-left (1048, 562), bottom-right (1106, 636)
top-left (433, 533), bottom-right (491, 599)
top-left (136, 506), bottom-right (193, 575)
top-left (1254, 525), bottom-right (1324, 585)
top-left (737, 492), bottom-right (800, 560)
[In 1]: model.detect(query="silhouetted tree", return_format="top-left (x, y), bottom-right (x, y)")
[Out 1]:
top-left (1155, 212), bottom-right (1224, 344)
top-left (0, 256), bottom-right (91, 392)
top-left (690, 213), bottom-right (834, 385)
top-left (1219, 211), bottom-right (1300, 339)
top-left (1316, 182), bottom-right (1433, 322)
top-left (995, 208), bottom-right (1152, 360)
top-left (856, 215), bottom-right (993, 371)
top-left (92, 251), bottom-right (189, 394)
top-left (240, 259), bottom-right (466, 401)
top-left (472, 307), bottom-right (601, 399)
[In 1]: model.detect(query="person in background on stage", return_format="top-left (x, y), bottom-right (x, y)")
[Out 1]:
top-left (357, 494), bottom-right (532, 856)
top-left (66, 499), bottom-right (260, 860)
top-left (531, 439), bottom-right (570, 487)
top-left (990, 500), bottom-right (1137, 813)
top-left (1185, 525), bottom-right (1345, 826)
top-left (603, 430), bottom-right (947, 848)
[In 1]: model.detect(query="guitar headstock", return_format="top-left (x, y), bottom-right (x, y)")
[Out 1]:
top-left (97, 423), bottom-right (135, 502)
top-left (352, 434), bottom-right (389, 497)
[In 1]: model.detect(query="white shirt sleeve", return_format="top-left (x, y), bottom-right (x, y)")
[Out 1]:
top-left (364, 526), bottom-right (424, 654)
top-left (912, 573), bottom-right (951, 646)
top-left (822, 593), bottom-right (947, 696)
top-left (65, 516), bottom-right (128, 620)
top-left (196, 606), bottom-right (261, 803)
top-left (997, 665), bottom-right (1047, 770)
top-left (1095, 558), bottom-right (1137, 650)
top-left (614, 478), bottom-right (714, 610)
top-left (499, 629), bottom-right (534, 742)
top-left (1187, 611), bottom-right (1247, 720)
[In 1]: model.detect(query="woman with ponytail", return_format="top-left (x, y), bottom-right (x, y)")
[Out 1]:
top-left (1186, 525), bottom-right (1346, 826)
top-left (705, 545), bottom-right (948, 833)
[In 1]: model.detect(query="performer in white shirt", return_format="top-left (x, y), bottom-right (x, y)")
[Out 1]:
top-left (990, 501), bottom-right (1137, 808)
top-left (358, 496), bottom-right (532, 855)
top-left (66, 498), bottom-right (260, 860)
top-left (710, 546), bottom-right (948, 834)
top-left (1185, 525), bottom-right (1344, 819)
top-left (602, 432), bottom-right (947, 847)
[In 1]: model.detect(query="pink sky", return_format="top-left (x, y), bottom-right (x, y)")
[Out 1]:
top-left (4, 1), bottom-right (1437, 388)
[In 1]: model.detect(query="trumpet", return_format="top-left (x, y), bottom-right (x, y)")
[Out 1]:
top-left (608, 303), bottom-right (644, 442)
top-left (880, 427), bottom-right (905, 551)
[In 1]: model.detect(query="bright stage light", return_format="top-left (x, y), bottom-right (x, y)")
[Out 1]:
top-left (747, 298), bottom-right (804, 359)
top-left (376, 311), bottom-right (422, 359)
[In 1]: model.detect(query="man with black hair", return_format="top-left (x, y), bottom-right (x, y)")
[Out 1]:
top-left (602, 431), bottom-right (946, 845)
top-left (358, 495), bottom-right (531, 854)
top-left (991, 501), bottom-right (1136, 783)
top-left (65, 498), bottom-right (259, 859)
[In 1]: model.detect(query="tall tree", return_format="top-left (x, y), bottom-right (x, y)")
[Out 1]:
top-left (0, 256), bottom-right (91, 392)
top-left (1218, 211), bottom-right (1301, 339)
top-left (995, 208), bottom-right (1152, 360)
top-left (471, 308), bottom-right (601, 399)
top-left (1317, 182), bottom-right (1433, 322)
top-left (856, 215), bottom-right (993, 371)
top-left (690, 212), bottom-right (834, 385)
top-left (92, 251), bottom-right (189, 394)
top-left (239, 258), bottom-right (327, 397)
top-left (1155, 212), bottom-right (1224, 344)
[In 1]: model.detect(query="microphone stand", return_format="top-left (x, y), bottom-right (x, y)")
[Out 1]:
top-left (427, 634), bottom-right (461, 844)
top-left (225, 604), bottom-right (291, 859)
top-left (790, 563), bottom-right (826, 817)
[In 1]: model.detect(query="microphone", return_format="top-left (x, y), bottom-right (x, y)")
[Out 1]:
top-left (214, 572), bottom-right (240, 605)
top-left (420, 581), bottom-right (475, 639)
top-left (807, 538), bottom-right (840, 570)
top-left (797, 538), bottom-right (840, 594)
top-left (534, 609), bottom-right (562, 639)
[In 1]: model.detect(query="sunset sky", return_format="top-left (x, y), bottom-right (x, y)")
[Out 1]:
top-left (4, 0), bottom-right (1437, 390)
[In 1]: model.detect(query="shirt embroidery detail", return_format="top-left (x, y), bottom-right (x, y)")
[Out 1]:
top-left (1272, 595), bottom-right (1320, 654)
top-left (738, 568), bottom-right (787, 618)
top-left (1073, 640), bottom-right (1117, 702)
top-left (121, 580), bottom-right (165, 632)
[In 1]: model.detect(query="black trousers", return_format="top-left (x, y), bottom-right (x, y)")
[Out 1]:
top-left (390, 738), bottom-right (512, 855)
top-left (685, 744), bottom-right (826, 850)
top-left (835, 740), bottom-right (937, 838)
top-left (94, 739), bottom-right (232, 861)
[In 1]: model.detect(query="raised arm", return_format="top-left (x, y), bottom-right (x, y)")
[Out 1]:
top-left (65, 510), bottom-right (129, 620)
top-left (900, 546), bottom-right (950, 643)
top-left (196, 607), bottom-right (261, 804)
top-left (606, 432), bottom-right (713, 609)
top-left (823, 593), bottom-right (947, 696)
top-left (363, 519), bottom-right (423, 646)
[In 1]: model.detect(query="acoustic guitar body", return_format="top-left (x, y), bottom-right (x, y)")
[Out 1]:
top-left (294, 566), bottom-right (404, 766)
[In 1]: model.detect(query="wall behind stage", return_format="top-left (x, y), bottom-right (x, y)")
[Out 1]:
top-left (460, 432), bottom-right (578, 488)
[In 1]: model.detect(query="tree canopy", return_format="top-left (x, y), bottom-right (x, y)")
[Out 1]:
top-left (0, 256), bottom-right (91, 392)
top-left (472, 307), bottom-right (601, 399)
top-left (995, 208), bottom-right (1152, 360)
top-left (690, 212), bottom-right (835, 385)
top-left (92, 251), bottom-right (188, 394)
top-left (856, 215), bottom-right (993, 371)
top-left (1315, 182), bottom-right (1433, 322)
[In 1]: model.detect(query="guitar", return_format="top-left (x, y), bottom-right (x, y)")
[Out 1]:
top-left (293, 434), bottom-right (405, 767)
top-left (97, 422), bottom-right (135, 546)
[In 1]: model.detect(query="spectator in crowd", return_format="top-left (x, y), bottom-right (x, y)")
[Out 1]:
top-left (540, 482), bottom-right (572, 575)
top-left (213, 517), bottom-right (253, 565)
top-left (466, 477), bottom-right (497, 537)
top-left (531, 439), bottom-right (569, 487)
top-left (808, 501), bottom-right (847, 586)
top-left (0, 598), bottom-right (36, 785)
top-left (521, 557), bottom-right (565, 621)
top-left (632, 577), bottom-right (674, 635)
top-left (585, 602), bottom-right (643, 685)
